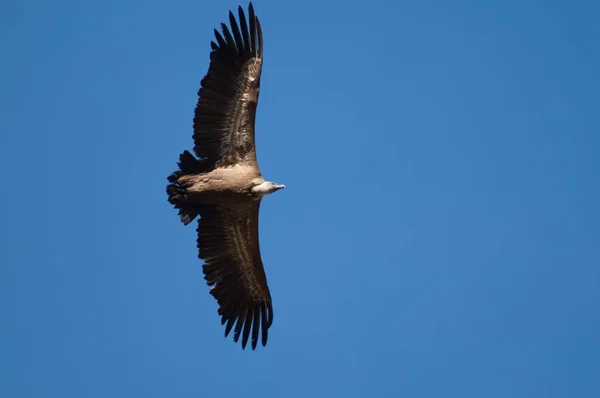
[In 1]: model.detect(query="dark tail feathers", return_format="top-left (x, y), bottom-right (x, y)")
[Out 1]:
top-left (166, 150), bottom-right (210, 225)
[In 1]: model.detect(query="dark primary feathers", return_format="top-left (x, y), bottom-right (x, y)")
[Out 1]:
top-left (193, 2), bottom-right (263, 169)
top-left (197, 201), bottom-right (273, 350)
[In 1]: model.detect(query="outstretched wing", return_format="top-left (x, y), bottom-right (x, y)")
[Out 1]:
top-left (193, 3), bottom-right (263, 169)
top-left (196, 199), bottom-right (273, 350)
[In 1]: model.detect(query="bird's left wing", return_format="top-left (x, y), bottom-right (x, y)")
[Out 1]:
top-left (196, 199), bottom-right (273, 350)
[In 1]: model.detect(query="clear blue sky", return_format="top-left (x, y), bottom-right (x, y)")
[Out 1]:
top-left (1, 0), bottom-right (599, 397)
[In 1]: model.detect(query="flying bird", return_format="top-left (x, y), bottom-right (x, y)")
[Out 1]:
top-left (166, 3), bottom-right (284, 350)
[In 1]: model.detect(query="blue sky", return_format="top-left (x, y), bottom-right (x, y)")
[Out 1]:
top-left (1, 0), bottom-right (599, 396)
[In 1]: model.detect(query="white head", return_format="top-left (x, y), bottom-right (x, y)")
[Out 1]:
top-left (251, 181), bottom-right (286, 196)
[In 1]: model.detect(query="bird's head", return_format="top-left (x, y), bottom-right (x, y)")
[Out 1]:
top-left (251, 181), bottom-right (286, 196)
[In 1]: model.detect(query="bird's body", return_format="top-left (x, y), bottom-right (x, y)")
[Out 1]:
top-left (165, 2), bottom-right (284, 350)
top-left (173, 164), bottom-right (263, 203)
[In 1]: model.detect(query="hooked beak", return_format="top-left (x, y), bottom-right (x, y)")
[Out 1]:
top-left (274, 184), bottom-right (286, 190)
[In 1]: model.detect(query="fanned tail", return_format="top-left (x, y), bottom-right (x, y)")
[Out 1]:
top-left (166, 150), bottom-right (211, 225)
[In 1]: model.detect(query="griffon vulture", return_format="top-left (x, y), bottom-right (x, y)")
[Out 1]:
top-left (166, 3), bottom-right (284, 350)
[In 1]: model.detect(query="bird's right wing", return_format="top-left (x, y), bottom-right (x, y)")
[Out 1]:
top-left (192, 3), bottom-right (263, 170)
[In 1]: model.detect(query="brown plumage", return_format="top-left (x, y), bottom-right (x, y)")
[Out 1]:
top-left (166, 3), bottom-right (285, 350)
